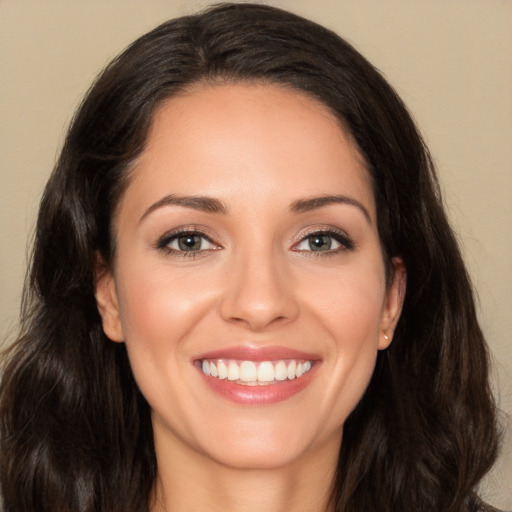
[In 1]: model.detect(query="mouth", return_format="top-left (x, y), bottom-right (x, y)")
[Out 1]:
top-left (193, 346), bottom-right (320, 405)
top-left (199, 358), bottom-right (313, 385)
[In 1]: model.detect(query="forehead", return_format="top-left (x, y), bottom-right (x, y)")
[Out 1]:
top-left (120, 83), bottom-right (375, 221)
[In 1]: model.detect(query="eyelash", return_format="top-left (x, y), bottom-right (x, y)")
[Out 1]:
top-left (292, 228), bottom-right (355, 256)
top-left (156, 227), bottom-right (355, 258)
top-left (156, 228), bottom-right (219, 258)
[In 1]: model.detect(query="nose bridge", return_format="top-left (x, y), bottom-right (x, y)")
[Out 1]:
top-left (220, 240), bottom-right (298, 330)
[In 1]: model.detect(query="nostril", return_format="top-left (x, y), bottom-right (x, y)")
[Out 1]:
top-left (218, 259), bottom-right (300, 330)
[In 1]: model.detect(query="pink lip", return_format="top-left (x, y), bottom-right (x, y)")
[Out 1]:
top-left (193, 345), bottom-right (321, 406)
top-left (194, 344), bottom-right (319, 362)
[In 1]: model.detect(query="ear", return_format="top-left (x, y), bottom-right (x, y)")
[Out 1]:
top-left (94, 265), bottom-right (124, 343)
top-left (378, 257), bottom-right (406, 350)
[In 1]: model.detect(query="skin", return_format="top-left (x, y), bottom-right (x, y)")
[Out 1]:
top-left (95, 83), bottom-right (405, 512)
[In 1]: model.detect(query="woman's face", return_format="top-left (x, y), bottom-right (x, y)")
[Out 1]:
top-left (96, 83), bottom-right (405, 470)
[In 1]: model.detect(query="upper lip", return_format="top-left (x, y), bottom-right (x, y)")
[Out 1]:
top-left (194, 344), bottom-right (320, 362)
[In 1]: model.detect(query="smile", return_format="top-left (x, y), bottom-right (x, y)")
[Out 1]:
top-left (194, 346), bottom-right (319, 405)
top-left (200, 359), bottom-right (313, 385)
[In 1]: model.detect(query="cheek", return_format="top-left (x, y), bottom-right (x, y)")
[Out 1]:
top-left (112, 259), bottom-right (225, 398)
top-left (112, 262), bottom-right (216, 410)
top-left (326, 266), bottom-right (386, 385)
top-left (116, 260), bottom-right (216, 344)
top-left (302, 259), bottom-right (386, 341)
top-left (299, 260), bottom-right (386, 418)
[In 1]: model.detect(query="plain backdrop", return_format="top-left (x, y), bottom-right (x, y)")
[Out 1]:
top-left (0, 0), bottom-right (511, 508)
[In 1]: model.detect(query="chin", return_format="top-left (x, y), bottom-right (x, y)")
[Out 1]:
top-left (203, 438), bottom-right (309, 471)
top-left (190, 415), bottom-right (336, 471)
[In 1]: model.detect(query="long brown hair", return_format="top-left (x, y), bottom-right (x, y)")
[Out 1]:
top-left (0, 4), bottom-right (500, 511)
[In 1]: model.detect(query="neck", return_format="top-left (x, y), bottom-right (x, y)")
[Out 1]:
top-left (150, 433), bottom-right (339, 512)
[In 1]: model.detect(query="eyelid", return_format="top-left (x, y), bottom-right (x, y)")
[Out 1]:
top-left (291, 226), bottom-right (355, 253)
top-left (155, 224), bottom-right (354, 256)
top-left (156, 226), bottom-right (222, 254)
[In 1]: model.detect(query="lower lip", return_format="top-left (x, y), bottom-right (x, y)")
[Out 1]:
top-left (196, 363), bottom-right (319, 406)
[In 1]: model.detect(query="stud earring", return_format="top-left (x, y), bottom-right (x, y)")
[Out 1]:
top-left (383, 334), bottom-right (389, 341)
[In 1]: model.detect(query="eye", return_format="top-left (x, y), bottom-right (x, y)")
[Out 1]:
top-left (157, 230), bottom-right (219, 255)
top-left (293, 229), bottom-right (354, 253)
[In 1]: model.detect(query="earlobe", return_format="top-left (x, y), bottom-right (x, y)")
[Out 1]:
top-left (94, 268), bottom-right (125, 343)
top-left (378, 257), bottom-right (406, 350)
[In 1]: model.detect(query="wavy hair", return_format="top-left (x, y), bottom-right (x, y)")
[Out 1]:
top-left (0, 3), bottom-right (500, 511)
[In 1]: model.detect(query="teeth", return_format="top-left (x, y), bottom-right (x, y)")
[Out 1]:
top-left (217, 360), bottom-right (228, 379)
top-left (257, 361), bottom-right (275, 382)
top-left (227, 361), bottom-right (240, 381)
top-left (200, 358), bottom-right (313, 384)
top-left (287, 360), bottom-right (296, 380)
top-left (240, 361), bottom-right (257, 382)
top-left (274, 361), bottom-right (288, 381)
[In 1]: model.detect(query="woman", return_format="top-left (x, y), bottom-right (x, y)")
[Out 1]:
top-left (0, 3), bottom-right (500, 511)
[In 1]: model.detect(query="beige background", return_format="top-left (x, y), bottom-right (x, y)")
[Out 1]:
top-left (0, 0), bottom-right (511, 507)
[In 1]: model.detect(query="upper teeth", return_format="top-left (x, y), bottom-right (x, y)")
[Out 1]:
top-left (201, 359), bottom-right (312, 384)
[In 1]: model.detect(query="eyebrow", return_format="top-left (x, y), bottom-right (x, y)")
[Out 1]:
top-left (139, 194), bottom-right (228, 223)
top-left (139, 193), bottom-right (371, 224)
top-left (290, 195), bottom-right (371, 223)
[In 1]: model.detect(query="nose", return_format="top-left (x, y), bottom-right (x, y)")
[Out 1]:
top-left (219, 248), bottom-right (300, 331)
